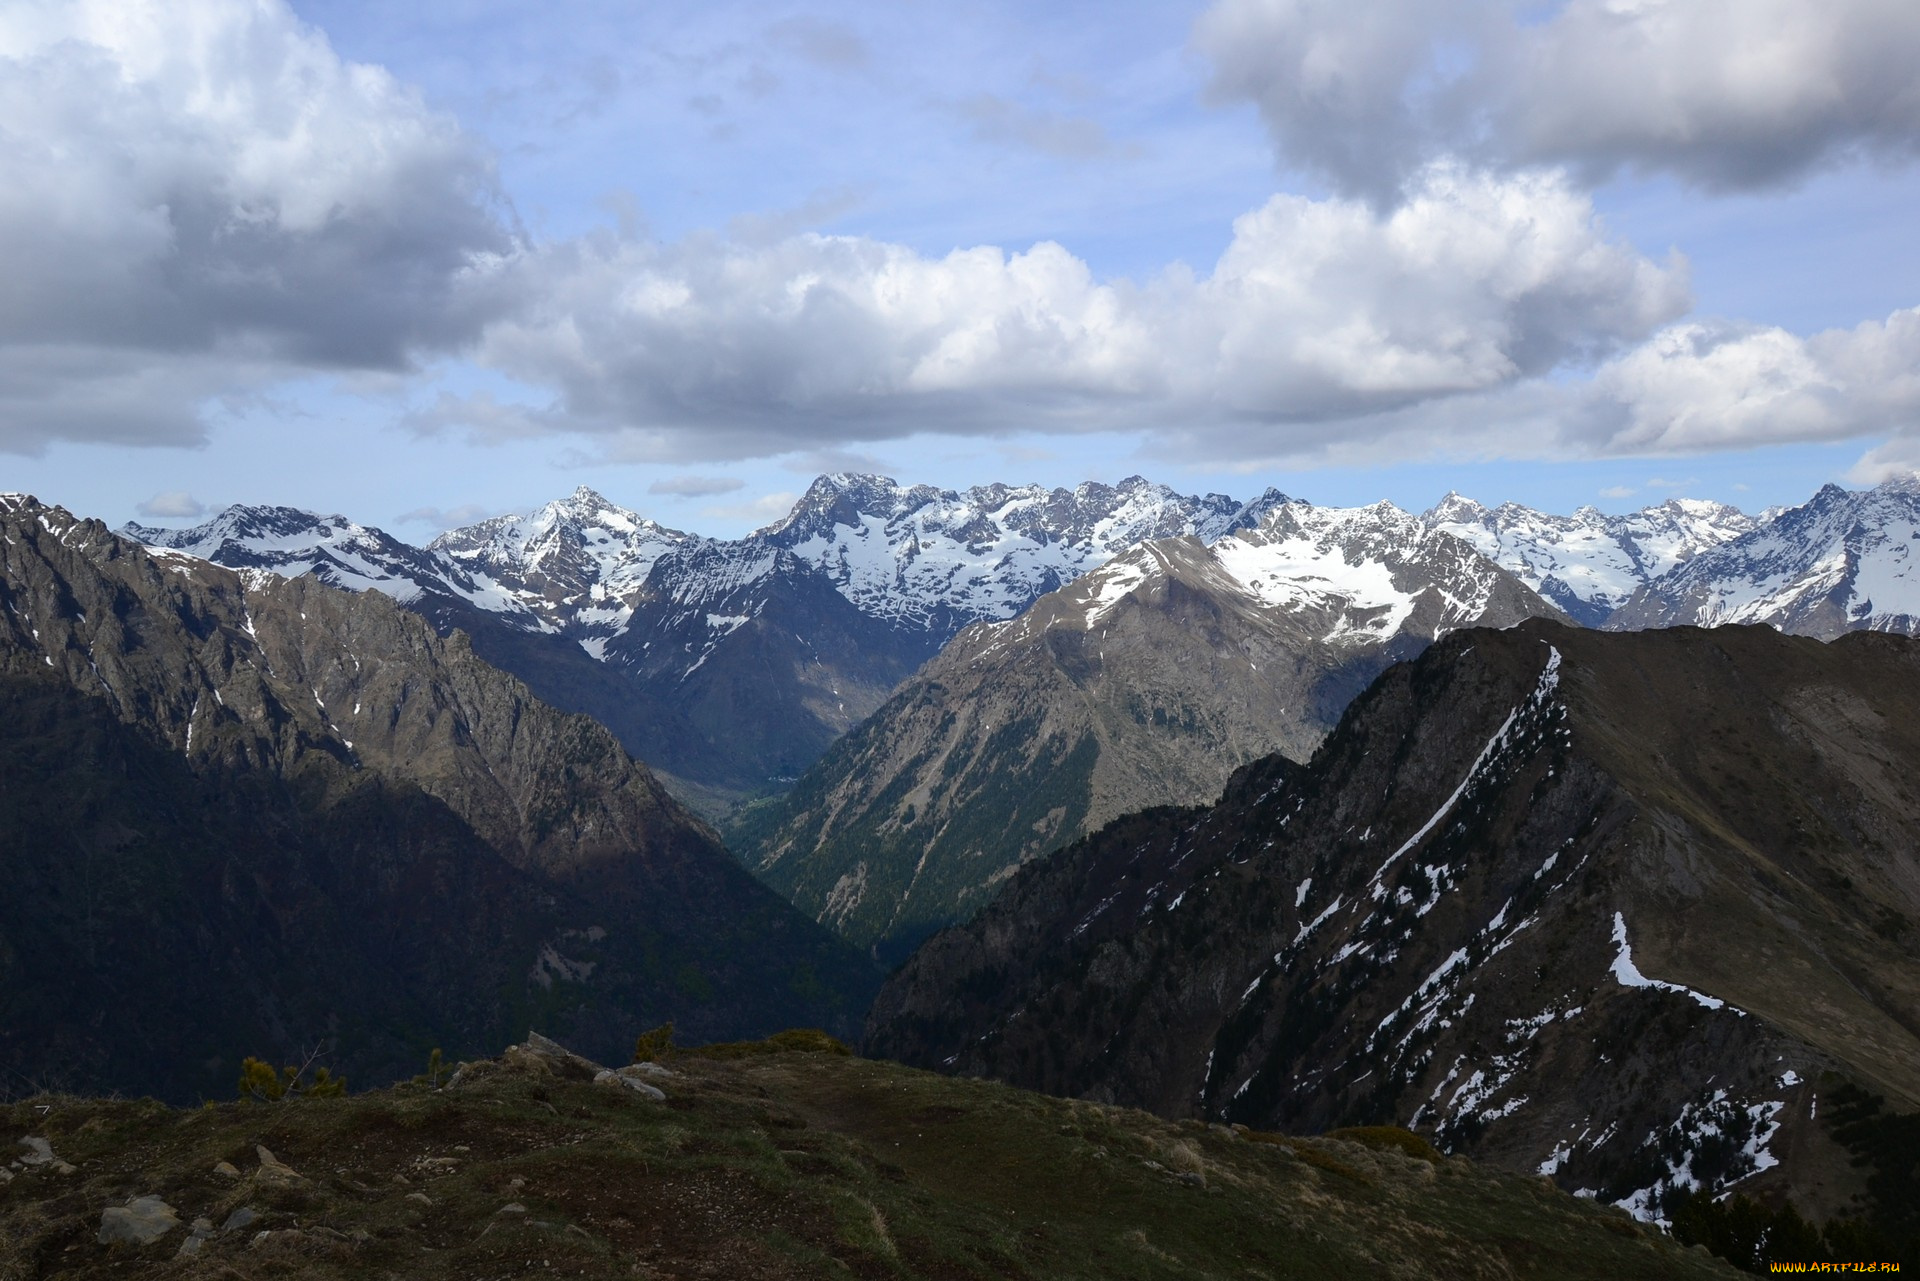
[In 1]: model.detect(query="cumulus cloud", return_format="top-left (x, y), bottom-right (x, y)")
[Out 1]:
top-left (1577, 308), bottom-right (1920, 454)
top-left (1196, 0), bottom-right (1920, 200)
top-left (1203, 305), bottom-right (1920, 471)
top-left (648, 474), bottom-right (745, 497)
top-left (0, 0), bottom-right (513, 453)
top-left (135, 490), bottom-right (208, 518)
top-left (466, 164), bottom-right (1685, 459)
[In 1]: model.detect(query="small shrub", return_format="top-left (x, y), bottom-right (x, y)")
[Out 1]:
top-left (1324, 1125), bottom-right (1443, 1164)
top-left (682, 1028), bottom-right (853, 1060)
top-left (633, 1021), bottom-right (676, 1063)
top-left (411, 1048), bottom-right (451, 1089)
top-left (238, 1056), bottom-right (346, 1102)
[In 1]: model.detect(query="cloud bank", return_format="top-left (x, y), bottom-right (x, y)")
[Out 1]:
top-left (0, 0), bottom-right (1914, 478)
top-left (459, 164), bottom-right (1686, 459)
top-left (1196, 0), bottom-right (1920, 201)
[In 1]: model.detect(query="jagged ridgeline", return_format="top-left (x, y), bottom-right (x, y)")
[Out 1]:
top-left (868, 620), bottom-right (1920, 1226)
top-left (0, 496), bottom-right (878, 1102)
top-left (739, 502), bottom-right (1562, 965)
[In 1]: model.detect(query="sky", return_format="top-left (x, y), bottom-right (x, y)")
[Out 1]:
top-left (2, 0), bottom-right (1918, 538)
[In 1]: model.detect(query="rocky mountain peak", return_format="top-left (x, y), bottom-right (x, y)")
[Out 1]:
top-left (1424, 491), bottom-right (1489, 523)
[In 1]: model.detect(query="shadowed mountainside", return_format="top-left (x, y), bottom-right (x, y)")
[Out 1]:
top-left (868, 621), bottom-right (1920, 1226)
top-left (0, 495), bottom-right (877, 1101)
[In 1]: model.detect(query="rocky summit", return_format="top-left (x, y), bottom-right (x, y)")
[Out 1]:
top-left (0, 495), bottom-right (877, 1101)
top-left (867, 620), bottom-right (1920, 1230)
top-left (740, 499), bottom-right (1561, 965)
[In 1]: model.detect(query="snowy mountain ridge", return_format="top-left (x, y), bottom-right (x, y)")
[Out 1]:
top-left (1608, 477), bottom-right (1920, 637)
top-left (1424, 493), bottom-right (1761, 625)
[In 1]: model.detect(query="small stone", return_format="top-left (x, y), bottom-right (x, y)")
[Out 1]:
top-left (405, 1192), bottom-right (432, 1206)
top-left (0, 1169), bottom-right (12, 1184)
top-left (508, 1176), bottom-right (526, 1190)
top-left (212, 1160), bottom-right (240, 1178)
top-left (497, 1202), bottom-right (527, 1215)
top-left (255, 1145), bottom-right (306, 1185)
top-left (175, 1235), bottom-right (206, 1258)
top-left (98, 1195), bottom-right (181, 1246)
top-left (17, 1137), bottom-right (54, 1166)
top-left (452, 1145), bottom-right (471, 1154)
top-left (221, 1206), bottom-right (258, 1233)
top-left (52, 1161), bottom-right (77, 1176)
top-left (593, 1068), bottom-right (665, 1101)
top-left (191, 1218), bottom-right (213, 1232)
top-left (391, 1173), bottom-right (411, 1186)
top-left (249, 1230), bottom-right (271, 1248)
top-left (623, 1061), bottom-right (674, 1078)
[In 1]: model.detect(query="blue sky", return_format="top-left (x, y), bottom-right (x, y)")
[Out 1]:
top-left (3, 0), bottom-right (1918, 536)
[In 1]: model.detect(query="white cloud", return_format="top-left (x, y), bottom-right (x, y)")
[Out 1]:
top-left (1196, 0), bottom-right (1920, 199)
top-left (0, 0), bottom-right (511, 453)
top-left (1598, 485), bottom-right (1636, 499)
top-left (135, 489), bottom-right (207, 518)
top-left (1579, 309), bottom-right (1920, 454)
top-left (1198, 305), bottom-right (1920, 471)
top-left (467, 165), bottom-right (1685, 459)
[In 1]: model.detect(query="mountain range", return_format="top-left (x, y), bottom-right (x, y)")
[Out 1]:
top-left (121, 476), bottom-right (1920, 822)
top-left (0, 494), bottom-right (877, 1100)
top-left (1425, 493), bottom-right (1762, 625)
top-left (129, 475), bottom-right (1279, 810)
top-left (866, 619), bottom-right (1920, 1227)
top-left (738, 499), bottom-right (1563, 964)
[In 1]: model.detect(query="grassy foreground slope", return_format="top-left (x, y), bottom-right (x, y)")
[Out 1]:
top-left (0, 1039), bottom-right (1736, 1280)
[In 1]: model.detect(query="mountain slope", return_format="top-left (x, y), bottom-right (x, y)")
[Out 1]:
top-left (867, 620), bottom-right (1920, 1224)
top-left (1608, 477), bottom-right (1920, 637)
top-left (1427, 494), bottom-right (1759, 625)
top-left (0, 494), bottom-right (877, 1101)
top-left (744, 502), bottom-right (1562, 964)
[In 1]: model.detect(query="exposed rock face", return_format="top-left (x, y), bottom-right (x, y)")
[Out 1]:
top-left (1427, 493), bottom-right (1760, 625)
top-left (744, 502), bottom-right (1561, 964)
top-left (1607, 477), bottom-right (1920, 637)
top-left (0, 495), bottom-right (877, 1101)
top-left (867, 621), bottom-right (1920, 1224)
